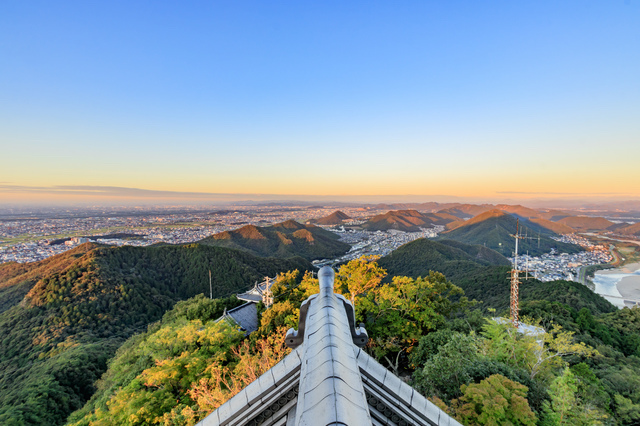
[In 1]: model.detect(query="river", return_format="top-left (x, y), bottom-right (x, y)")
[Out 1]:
top-left (592, 262), bottom-right (640, 309)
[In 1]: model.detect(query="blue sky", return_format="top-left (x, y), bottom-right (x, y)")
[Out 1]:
top-left (1, 1), bottom-right (639, 203)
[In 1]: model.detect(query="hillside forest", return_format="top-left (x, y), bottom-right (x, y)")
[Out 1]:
top-left (0, 243), bottom-right (311, 425)
top-left (1, 227), bottom-right (640, 425)
top-left (65, 254), bottom-right (640, 425)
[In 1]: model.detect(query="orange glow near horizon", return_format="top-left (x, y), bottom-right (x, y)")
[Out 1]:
top-left (2, 145), bottom-right (639, 204)
top-left (1, 177), bottom-right (638, 206)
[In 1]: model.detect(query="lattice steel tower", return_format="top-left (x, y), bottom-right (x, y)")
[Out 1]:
top-left (510, 219), bottom-right (525, 327)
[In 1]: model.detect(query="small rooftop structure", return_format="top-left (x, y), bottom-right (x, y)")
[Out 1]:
top-left (198, 266), bottom-right (460, 426)
top-left (237, 277), bottom-right (275, 306)
top-left (219, 303), bottom-right (259, 335)
top-left (493, 317), bottom-right (546, 338)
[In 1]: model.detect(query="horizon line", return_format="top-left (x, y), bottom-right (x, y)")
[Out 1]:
top-left (2, 184), bottom-right (639, 200)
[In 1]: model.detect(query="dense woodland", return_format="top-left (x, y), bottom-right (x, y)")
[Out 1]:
top-left (438, 212), bottom-right (582, 257)
top-left (378, 238), bottom-right (511, 283)
top-left (66, 249), bottom-right (640, 425)
top-left (0, 243), bottom-right (311, 425)
top-left (2, 234), bottom-right (640, 425)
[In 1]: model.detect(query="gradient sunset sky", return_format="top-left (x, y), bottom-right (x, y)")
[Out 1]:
top-left (1, 1), bottom-right (639, 205)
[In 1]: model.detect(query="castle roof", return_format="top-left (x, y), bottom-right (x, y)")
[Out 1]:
top-left (198, 266), bottom-right (460, 426)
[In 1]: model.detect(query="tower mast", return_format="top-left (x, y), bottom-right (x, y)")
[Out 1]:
top-left (510, 219), bottom-right (524, 327)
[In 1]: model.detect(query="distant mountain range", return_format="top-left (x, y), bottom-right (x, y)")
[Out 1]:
top-left (199, 220), bottom-right (351, 260)
top-left (527, 218), bottom-right (576, 235)
top-left (361, 210), bottom-right (430, 232)
top-left (619, 222), bottom-right (640, 236)
top-left (364, 202), bottom-right (640, 233)
top-left (353, 201), bottom-right (640, 242)
top-left (360, 209), bottom-right (460, 232)
top-left (554, 216), bottom-right (615, 231)
top-left (436, 205), bottom-right (490, 220)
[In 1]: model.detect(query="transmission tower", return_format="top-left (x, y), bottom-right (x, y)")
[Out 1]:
top-left (510, 219), bottom-right (525, 327)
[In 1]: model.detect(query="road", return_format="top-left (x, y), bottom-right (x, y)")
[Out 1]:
top-left (577, 266), bottom-right (587, 285)
top-left (576, 246), bottom-right (616, 285)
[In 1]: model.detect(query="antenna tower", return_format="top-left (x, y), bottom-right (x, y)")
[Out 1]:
top-left (510, 219), bottom-right (526, 327)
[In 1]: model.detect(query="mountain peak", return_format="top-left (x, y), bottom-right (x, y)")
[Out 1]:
top-left (309, 211), bottom-right (351, 225)
top-left (223, 224), bottom-right (266, 240)
top-left (272, 219), bottom-right (305, 230)
top-left (440, 209), bottom-right (581, 257)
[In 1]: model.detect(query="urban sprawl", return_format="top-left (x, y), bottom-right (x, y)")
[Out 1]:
top-left (0, 206), bottom-right (614, 287)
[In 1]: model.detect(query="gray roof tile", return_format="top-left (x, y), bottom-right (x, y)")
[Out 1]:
top-left (226, 302), bottom-right (258, 334)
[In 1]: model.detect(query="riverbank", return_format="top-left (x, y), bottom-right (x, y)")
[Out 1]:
top-left (614, 263), bottom-right (640, 302)
top-left (592, 262), bottom-right (640, 308)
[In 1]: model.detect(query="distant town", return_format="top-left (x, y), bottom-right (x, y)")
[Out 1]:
top-left (313, 225), bottom-right (444, 267)
top-left (2, 203), bottom-right (638, 289)
top-left (0, 205), bottom-right (375, 264)
top-left (509, 234), bottom-right (613, 282)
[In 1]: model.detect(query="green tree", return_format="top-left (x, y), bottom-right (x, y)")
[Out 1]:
top-left (570, 363), bottom-right (610, 414)
top-left (451, 374), bottom-right (537, 426)
top-left (271, 270), bottom-right (304, 305)
top-left (576, 307), bottom-right (595, 330)
top-left (412, 332), bottom-right (479, 400)
top-left (540, 368), bottom-right (608, 425)
top-left (482, 319), bottom-right (596, 380)
top-left (614, 394), bottom-right (640, 425)
top-left (358, 272), bottom-right (464, 371)
top-left (409, 329), bottom-right (456, 369)
top-left (335, 255), bottom-right (387, 304)
top-left (297, 270), bottom-right (319, 300)
top-left (252, 300), bottom-right (299, 340)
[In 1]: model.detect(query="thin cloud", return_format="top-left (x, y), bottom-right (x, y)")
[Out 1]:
top-left (0, 185), bottom-right (267, 199)
top-left (497, 191), bottom-right (630, 196)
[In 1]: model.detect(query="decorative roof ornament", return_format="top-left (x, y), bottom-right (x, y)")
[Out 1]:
top-left (285, 266), bottom-right (368, 349)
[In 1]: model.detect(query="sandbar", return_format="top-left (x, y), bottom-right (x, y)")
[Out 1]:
top-left (618, 276), bottom-right (640, 300)
top-left (614, 263), bottom-right (640, 305)
top-left (599, 262), bottom-right (640, 276)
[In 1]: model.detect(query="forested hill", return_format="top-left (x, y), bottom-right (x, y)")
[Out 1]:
top-left (309, 210), bottom-right (351, 225)
top-left (378, 238), bottom-right (510, 283)
top-left (361, 209), bottom-right (458, 232)
top-left (65, 253), bottom-right (640, 424)
top-left (0, 242), bottom-right (311, 425)
top-left (378, 238), bottom-right (614, 317)
top-left (452, 265), bottom-right (617, 316)
top-left (438, 210), bottom-right (582, 257)
top-left (0, 244), bottom-right (99, 314)
top-left (198, 220), bottom-right (350, 260)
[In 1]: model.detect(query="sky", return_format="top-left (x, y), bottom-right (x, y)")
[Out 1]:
top-left (1, 1), bottom-right (639, 205)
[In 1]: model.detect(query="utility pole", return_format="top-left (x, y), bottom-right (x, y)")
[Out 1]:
top-left (263, 276), bottom-right (273, 308)
top-left (209, 269), bottom-right (212, 299)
